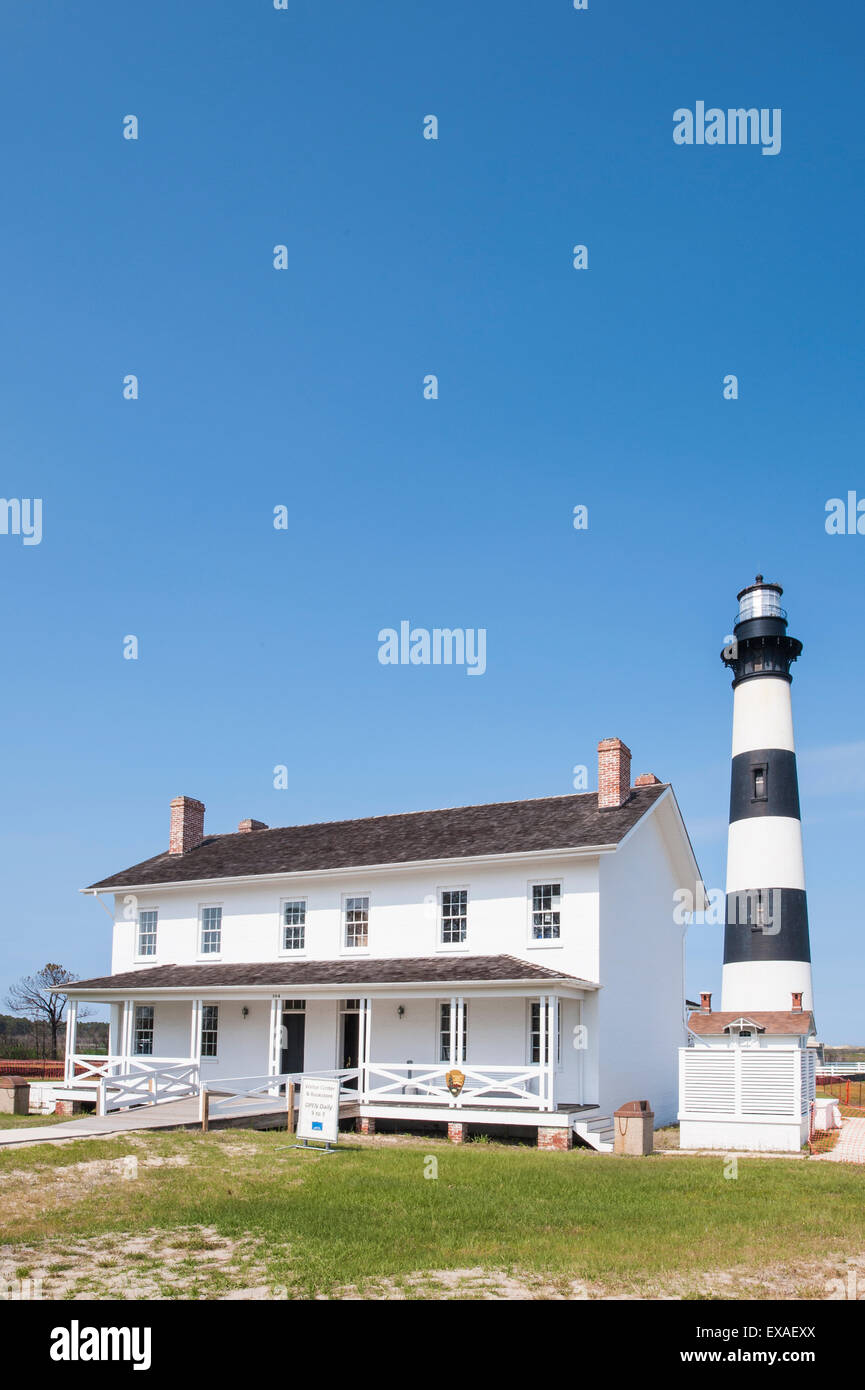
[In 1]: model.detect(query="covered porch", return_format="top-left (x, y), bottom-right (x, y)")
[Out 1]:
top-left (61, 955), bottom-right (601, 1146)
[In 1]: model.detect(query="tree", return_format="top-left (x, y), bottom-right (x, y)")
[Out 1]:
top-left (5, 964), bottom-right (88, 1061)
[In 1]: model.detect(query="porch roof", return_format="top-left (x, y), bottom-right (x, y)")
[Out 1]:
top-left (64, 954), bottom-right (596, 998)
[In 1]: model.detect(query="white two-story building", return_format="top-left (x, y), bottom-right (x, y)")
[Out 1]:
top-left (63, 738), bottom-right (700, 1149)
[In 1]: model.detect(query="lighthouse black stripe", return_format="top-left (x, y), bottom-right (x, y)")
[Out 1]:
top-left (723, 888), bottom-right (811, 964)
top-left (729, 748), bottom-right (801, 824)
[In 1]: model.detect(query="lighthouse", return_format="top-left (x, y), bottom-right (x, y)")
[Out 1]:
top-left (720, 576), bottom-right (813, 1014)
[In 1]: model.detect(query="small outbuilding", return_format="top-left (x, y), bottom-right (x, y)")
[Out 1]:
top-left (678, 993), bottom-right (817, 1152)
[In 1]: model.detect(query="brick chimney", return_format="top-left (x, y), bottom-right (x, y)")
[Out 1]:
top-left (238, 818), bottom-right (269, 833)
top-left (700, 992), bottom-right (712, 1013)
top-left (634, 772), bottom-right (662, 787)
top-left (791, 991), bottom-right (803, 1013)
top-left (597, 738), bottom-right (632, 809)
top-left (169, 796), bottom-right (205, 855)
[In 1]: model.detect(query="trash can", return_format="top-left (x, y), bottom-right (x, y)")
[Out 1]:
top-left (0, 1075), bottom-right (32, 1116)
top-left (613, 1099), bottom-right (654, 1155)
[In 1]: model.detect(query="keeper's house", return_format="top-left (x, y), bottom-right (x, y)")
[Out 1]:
top-left (63, 738), bottom-right (699, 1150)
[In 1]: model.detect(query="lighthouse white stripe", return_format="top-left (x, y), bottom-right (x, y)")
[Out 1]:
top-left (726, 817), bottom-right (806, 893)
top-left (731, 677), bottom-right (795, 756)
top-left (721, 960), bottom-right (813, 1014)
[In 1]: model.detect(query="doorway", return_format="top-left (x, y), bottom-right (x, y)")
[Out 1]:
top-left (281, 1008), bottom-right (305, 1075)
top-left (340, 1003), bottom-right (360, 1090)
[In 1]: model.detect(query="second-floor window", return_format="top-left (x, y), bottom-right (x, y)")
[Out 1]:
top-left (343, 895), bottom-right (369, 949)
top-left (200, 905), bottom-right (222, 955)
top-left (440, 889), bottom-right (467, 945)
top-left (134, 1005), bottom-right (154, 1055)
top-left (201, 1005), bottom-right (219, 1058)
top-left (282, 900), bottom-right (306, 951)
top-left (137, 909), bottom-right (158, 957)
top-left (531, 883), bottom-right (561, 940)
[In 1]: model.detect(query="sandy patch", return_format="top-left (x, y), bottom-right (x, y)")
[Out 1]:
top-left (0, 1225), bottom-right (291, 1300)
top-left (327, 1252), bottom-right (865, 1301)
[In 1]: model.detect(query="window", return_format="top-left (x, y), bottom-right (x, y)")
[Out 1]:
top-left (133, 1006), bottom-right (154, 1056)
top-left (199, 1005), bottom-right (219, 1057)
top-left (283, 999), bottom-right (305, 1011)
top-left (200, 905), bottom-right (222, 955)
top-left (752, 764), bottom-right (768, 801)
top-left (343, 896), bottom-right (369, 949)
top-left (282, 900), bottom-right (306, 951)
top-left (439, 1002), bottom-right (467, 1063)
top-left (440, 889), bottom-right (467, 945)
top-left (530, 1002), bottom-right (562, 1065)
top-left (531, 883), bottom-right (561, 940)
top-left (137, 909), bottom-right (158, 957)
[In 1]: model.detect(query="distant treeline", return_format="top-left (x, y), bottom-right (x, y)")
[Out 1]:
top-left (0, 1012), bottom-right (108, 1060)
top-left (823, 1045), bottom-right (865, 1063)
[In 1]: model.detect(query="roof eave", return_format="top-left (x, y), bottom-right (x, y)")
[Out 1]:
top-left (81, 841), bottom-right (620, 896)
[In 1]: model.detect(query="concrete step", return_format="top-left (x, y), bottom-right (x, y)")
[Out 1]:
top-left (573, 1115), bottom-right (615, 1153)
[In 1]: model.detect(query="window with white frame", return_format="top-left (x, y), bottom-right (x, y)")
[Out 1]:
top-left (531, 882), bottom-right (561, 940)
top-left (440, 889), bottom-right (467, 945)
top-left (200, 905), bottom-right (222, 955)
top-left (282, 900), bottom-right (306, 951)
top-left (343, 896), bottom-right (369, 949)
top-left (133, 1005), bottom-right (154, 1055)
top-left (530, 1001), bottom-right (562, 1065)
top-left (137, 909), bottom-right (158, 957)
top-left (439, 1002), bottom-right (467, 1063)
top-left (200, 1005), bottom-right (219, 1058)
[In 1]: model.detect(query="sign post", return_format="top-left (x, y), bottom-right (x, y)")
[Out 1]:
top-left (292, 1076), bottom-right (341, 1153)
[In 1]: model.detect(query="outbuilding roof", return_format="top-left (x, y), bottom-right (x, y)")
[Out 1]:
top-left (687, 1010), bottom-right (816, 1037)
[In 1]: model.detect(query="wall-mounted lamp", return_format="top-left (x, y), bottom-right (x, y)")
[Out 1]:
top-left (241, 1006), bottom-right (249, 1019)
top-left (397, 1005), bottom-right (405, 1019)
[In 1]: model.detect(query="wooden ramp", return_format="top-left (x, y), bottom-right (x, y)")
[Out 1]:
top-left (0, 1093), bottom-right (297, 1150)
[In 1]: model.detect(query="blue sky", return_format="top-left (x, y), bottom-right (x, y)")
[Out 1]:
top-left (0, 2), bottom-right (862, 1040)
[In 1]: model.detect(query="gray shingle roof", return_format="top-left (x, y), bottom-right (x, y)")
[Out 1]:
top-left (87, 784), bottom-right (668, 890)
top-left (67, 954), bottom-right (593, 993)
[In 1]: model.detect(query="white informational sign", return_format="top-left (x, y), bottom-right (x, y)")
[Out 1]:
top-left (296, 1076), bottom-right (340, 1145)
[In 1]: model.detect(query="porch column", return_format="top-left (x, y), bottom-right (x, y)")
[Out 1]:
top-left (268, 996), bottom-right (281, 1093)
top-left (448, 996), bottom-right (458, 1107)
top-left (189, 1000), bottom-right (202, 1066)
top-left (64, 998), bottom-right (78, 1084)
top-left (546, 994), bottom-right (559, 1112)
top-left (359, 997), bottom-right (372, 1101)
top-left (455, 995), bottom-right (465, 1109)
top-left (121, 999), bottom-right (134, 1070)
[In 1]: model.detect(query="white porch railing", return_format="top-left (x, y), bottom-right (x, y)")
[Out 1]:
top-left (97, 1061), bottom-right (201, 1115)
top-left (201, 1068), bottom-right (359, 1120)
top-left (67, 1054), bottom-right (121, 1086)
top-left (364, 1062), bottom-right (548, 1109)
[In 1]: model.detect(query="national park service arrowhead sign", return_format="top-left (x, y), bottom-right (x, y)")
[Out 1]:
top-left (445, 1068), bottom-right (465, 1097)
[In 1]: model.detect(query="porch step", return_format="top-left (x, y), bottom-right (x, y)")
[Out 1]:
top-left (573, 1114), bottom-right (615, 1153)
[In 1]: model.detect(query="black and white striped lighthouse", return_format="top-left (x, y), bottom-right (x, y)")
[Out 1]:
top-left (720, 577), bottom-right (813, 1013)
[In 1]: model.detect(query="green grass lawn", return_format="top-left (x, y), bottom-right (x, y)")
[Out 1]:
top-left (1, 1127), bottom-right (863, 1300)
top-left (0, 1111), bottom-right (69, 1130)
